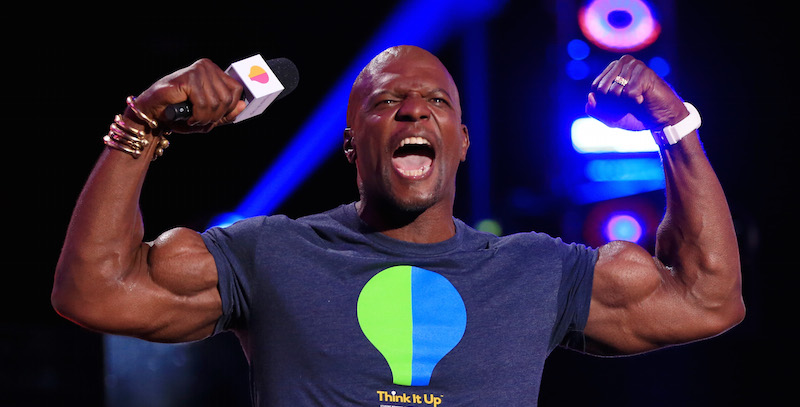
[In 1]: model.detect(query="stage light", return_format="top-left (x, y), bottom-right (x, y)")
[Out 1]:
top-left (578, 0), bottom-right (661, 53)
top-left (585, 157), bottom-right (663, 182)
top-left (566, 60), bottom-right (591, 80)
top-left (567, 39), bottom-right (591, 60)
top-left (571, 116), bottom-right (659, 153)
top-left (475, 218), bottom-right (503, 236)
top-left (604, 212), bottom-right (643, 242)
top-left (576, 195), bottom-right (661, 248)
top-left (565, 39), bottom-right (591, 80)
top-left (648, 55), bottom-right (670, 77)
top-left (208, 212), bottom-right (245, 229)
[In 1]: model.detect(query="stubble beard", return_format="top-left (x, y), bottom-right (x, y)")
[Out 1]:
top-left (362, 167), bottom-right (447, 218)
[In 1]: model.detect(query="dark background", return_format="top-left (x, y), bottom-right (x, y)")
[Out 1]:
top-left (2, 1), bottom-right (790, 405)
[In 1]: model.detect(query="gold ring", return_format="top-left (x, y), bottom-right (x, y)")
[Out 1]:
top-left (612, 75), bottom-right (629, 87)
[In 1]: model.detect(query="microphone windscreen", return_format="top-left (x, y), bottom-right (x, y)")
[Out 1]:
top-left (267, 58), bottom-right (299, 101)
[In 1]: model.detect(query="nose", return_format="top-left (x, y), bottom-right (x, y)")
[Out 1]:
top-left (395, 94), bottom-right (430, 122)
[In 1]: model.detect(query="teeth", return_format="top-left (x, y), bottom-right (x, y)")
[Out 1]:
top-left (399, 137), bottom-right (431, 147)
top-left (398, 165), bottom-right (431, 177)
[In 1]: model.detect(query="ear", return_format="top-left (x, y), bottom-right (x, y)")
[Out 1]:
top-left (459, 124), bottom-right (470, 162)
top-left (343, 127), bottom-right (357, 163)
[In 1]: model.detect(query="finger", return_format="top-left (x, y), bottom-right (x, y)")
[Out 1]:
top-left (208, 70), bottom-right (242, 115)
top-left (607, 55), bottom-right (637, 96)
top-left (220, 100), bottom-right (247, 125)
top-left (622, 63), bottom-right (647, 104)
top-left (184, 62), bottom-right (221, 126)
top-left (585, 92), bottom-right (598, 117)
top-left (597, 60), bottom-right (628, 95)
top-left (201, 66), bottom-right (238, 122)
top-left (186, 61), bottom-right (237, 126)
top-left (591, 60), bottom-right (618, 92)
top-left (586, 92), bottom-right (597, 109)
top-left (219, 75), bottom-right (244, 117)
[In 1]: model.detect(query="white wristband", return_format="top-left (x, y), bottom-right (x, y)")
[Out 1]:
top-left (652, 102), bottom-right (701, 146)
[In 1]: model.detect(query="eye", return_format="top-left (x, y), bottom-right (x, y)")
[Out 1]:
top-left (429, 97), bottom-right (450, 106)
top-left (376, 99), bottom-right (398, 107)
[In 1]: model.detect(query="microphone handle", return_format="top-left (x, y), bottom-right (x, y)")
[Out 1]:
top-left (164, 102), bottom-right (192, 121)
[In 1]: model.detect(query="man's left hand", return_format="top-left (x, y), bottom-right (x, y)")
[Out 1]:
top-left (586, 55), bottom-right (689, 131)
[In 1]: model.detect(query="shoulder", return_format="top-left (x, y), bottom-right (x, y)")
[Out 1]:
top-left (202, 204), bottom-right (362, 248)
top-left (495, 230), bottom-right (597, 258)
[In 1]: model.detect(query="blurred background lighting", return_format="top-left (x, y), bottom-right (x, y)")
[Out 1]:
top-left (578, 0), bottom-right (661, 52)
top-left (566, 60), bottom-right (591, 80)
top-left (567, 39), bottom-right (591, 60)
top-left (648, 55), bottom-right (671, 77)
top-left (585, 157), bottom-right (663, 182)
top-left (604, 212), bottom-right (644, 242)
top-left (571, 117), bottom-right (659, 153)
top-left (475, 218), bottom-right (503, 236)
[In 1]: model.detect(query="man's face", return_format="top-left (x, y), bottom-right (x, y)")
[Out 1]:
top-left (346, 47), bottom-right (469, 214)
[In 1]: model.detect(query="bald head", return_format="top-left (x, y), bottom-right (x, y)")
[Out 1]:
top-left (346, 45), bottom-right (462, 126)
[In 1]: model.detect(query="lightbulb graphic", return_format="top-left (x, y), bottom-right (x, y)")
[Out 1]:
top-left (357, 265), bottom-right (467, 386)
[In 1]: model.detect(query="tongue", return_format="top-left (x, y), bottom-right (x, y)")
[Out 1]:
top-left (393, 154), bottom-right (432, 171)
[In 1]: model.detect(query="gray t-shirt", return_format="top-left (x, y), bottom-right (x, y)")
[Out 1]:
top-left (202, 203), bottom-right (596, 406)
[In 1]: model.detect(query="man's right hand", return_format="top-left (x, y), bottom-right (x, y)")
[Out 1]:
top-left (135, 58), bottom-right (247, 134)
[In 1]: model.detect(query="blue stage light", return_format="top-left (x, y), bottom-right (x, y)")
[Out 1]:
top-left (648, 55), bottom-right (671, 77)
top-left (585, 157), bottom-right (663, 182)
top-left (567, 39), bottom-right (591, 60)
top-left (566, 59), bottom-right (591, 80)
top-left (604, 212), bottom-right (644, 242)
top-left (570, 179), bottom-right (665, 204)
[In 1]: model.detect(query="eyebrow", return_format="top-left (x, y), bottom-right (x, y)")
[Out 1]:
top-left (368, 88), bottom-right (454, 102)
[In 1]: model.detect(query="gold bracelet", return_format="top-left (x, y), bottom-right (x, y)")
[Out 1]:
top-left (152, 137), bottom-right (170, 161)
top-left (103, 97), bottom-right (171, 161)
top-left (113, 114), bottom-right (146, 138)
top-left (108, 114), bottom-right (148, 150)
top-left (103, 134), bottom-right (143, 158)
top-left (108, 125), bottom-right (147, 151)
top-left (126, 96), bottom-right (159, 129)
top-left (109, 121), bottom-right (147, 145)
top-left (103, 129), bottom-right (169, 161)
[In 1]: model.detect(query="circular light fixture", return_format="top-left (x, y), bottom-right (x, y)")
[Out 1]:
top-left (579, 0), bottom-right (661, 52)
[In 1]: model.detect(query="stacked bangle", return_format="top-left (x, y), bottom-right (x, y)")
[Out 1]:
top-left (103, 96), bottom-right (170, 161)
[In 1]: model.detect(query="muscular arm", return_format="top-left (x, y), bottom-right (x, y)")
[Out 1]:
top-left (52, 59), bottom-right (245, 343)
top-left (581, 57), bottom-right (745, 355)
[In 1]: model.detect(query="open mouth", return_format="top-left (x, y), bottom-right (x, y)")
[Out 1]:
top-left (392, 136), bottom-right (435, 178)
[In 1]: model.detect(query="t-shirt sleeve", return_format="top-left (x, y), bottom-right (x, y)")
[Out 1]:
top-left (201, 217), bottom-right (266, 335)
top-left (548, 240), bottom-right (597, 353)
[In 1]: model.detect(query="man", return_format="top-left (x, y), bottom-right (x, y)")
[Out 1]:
top-left (52, 45), bottom-right (744, 405)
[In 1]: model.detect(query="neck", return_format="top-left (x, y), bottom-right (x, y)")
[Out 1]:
top-left (355, 199), bottom-right (456, 244)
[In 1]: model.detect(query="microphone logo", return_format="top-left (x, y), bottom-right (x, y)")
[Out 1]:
top-left (248, 65), bottom-right (271, 84)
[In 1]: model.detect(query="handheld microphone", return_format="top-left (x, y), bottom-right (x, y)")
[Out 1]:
top-left (164, 55), bottom-right (299, 123)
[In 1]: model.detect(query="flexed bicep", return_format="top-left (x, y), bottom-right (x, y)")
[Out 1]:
top-left (583, 240), bottom-right (741, 356)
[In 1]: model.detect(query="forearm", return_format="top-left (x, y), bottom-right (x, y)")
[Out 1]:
top-left (656, 132), bottom-right (744, 322)
top-left (52, 110), bottom-right (163, 320)
top-left (52, 58), bottom-right (247, 340)
top-left (584, 56), bottom-right (744, 353)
